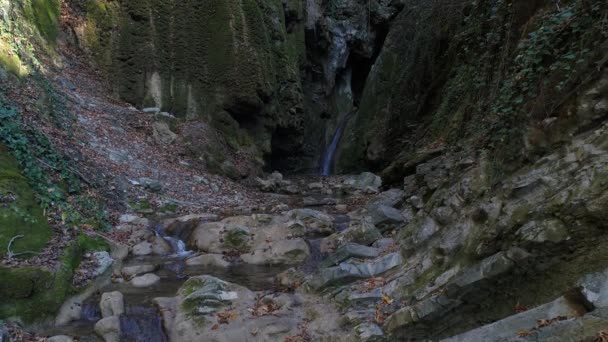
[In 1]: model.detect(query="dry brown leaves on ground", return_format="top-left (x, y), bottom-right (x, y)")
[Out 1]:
top-left (210, 308), bottom-right (238, 330)
top-left (516, 316), bottom-right (568, 337)
top-left (595, 330), bottom-right (608, 342)
top-left (373, 293), bottom-right (395, 325)
top-left (514, 302), bottom-right (528, 313)
top-left (358, 277), bottom-right (387, 292)
top-left (248, 295), bottom-right (280, 317)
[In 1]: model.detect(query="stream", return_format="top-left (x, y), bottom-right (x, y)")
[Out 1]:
top-left (42, 208), bottom-right (351, 341)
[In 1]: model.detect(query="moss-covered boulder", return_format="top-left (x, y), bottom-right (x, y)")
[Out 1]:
top-left (0, 144), bottom-right (52, 258)
top-left (0, 242), bottom-right (79, 323)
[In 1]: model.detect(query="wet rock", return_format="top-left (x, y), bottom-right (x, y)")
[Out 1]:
top-left (94, 315), bottom-right (121, 342)
top-left (47, 336), bottom-right (74, 342)
top-left (151, 236), bottom-right (173, 255)
top-left (131, 241), bottom-right (153, 256)
top-left (320, 243), bottom-right (380, 268)
top-left (100, 291), bottom-right (124, 318)
top-left (163, 213), bottom-right (219, 240)
top-left (185, 254), bottom-right (230, 268)
top-left (130, 273), bottom-right (160, 288)
top-left (121, 264), bottom-right (157, 277)
top-left (241, 238), bottom-right (310, 265)
top-left (55, 297), bottom-right (83, 326)
top-left (152, 121), bottom-right (177, 145)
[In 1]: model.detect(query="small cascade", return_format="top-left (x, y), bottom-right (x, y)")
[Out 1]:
top-left (152, 222), bottom-right (192, 256)
top-left (163, 236), bottom-right (190, 256)
top-left (320, 69), bottom-right (355, 176)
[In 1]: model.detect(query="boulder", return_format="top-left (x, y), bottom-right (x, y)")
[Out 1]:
top-left (100, 291), bottom-right (124, 318)
top-left (185, 254), bottom-right (230, 268)
top-left (121, 264), bottom-right (157, 278)
top-left (94, 316), bottom-right (121, 342)
top-left (151, 236), bottom-right (173, 255)
top-left (130, 273), bottom-right (161, 288)
top-left (131, 241), bottom-right (153, 256)
top-left (241, 238), bottom-right (310, 266)
top-left (152, 121), bottom-right (177, 145)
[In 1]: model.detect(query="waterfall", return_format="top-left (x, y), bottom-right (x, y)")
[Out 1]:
top-left (320, 113), bottom-right (353, 176)
top-left (320, 69), bottom-right (354, 176)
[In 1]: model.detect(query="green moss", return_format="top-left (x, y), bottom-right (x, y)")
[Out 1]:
top-left (0, 40), bottom-right (29, 77)
top-left (77, 234), bottom-right (110, 253)
top-left (23, 0), bottom-right (61, 43)
top-left (222, 227), bottom-right (251, 253)
top-left (0, 145), bottom-right (52, 258)
top-left (180, 277), bottom-right (205, 297)
top-left (0, 241), bottom-right (80, 323)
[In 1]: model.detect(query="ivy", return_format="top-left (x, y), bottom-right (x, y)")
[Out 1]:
top-left (0, 97), bottom-right (109, 230)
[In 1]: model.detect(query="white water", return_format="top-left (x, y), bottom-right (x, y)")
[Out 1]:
top-left (320, 70), bottom-right (354, 176)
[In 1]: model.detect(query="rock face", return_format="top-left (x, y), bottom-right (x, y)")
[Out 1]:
top-left (76, 0), bottom-right (308, 174)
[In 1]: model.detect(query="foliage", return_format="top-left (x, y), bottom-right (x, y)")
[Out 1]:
top-left (427, 0), bottom-right (608, 178)
top-left (0, 96), bottom-right (110, 230)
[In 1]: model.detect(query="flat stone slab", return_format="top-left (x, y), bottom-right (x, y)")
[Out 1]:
top-left (320, 243), bottom-right (380, 268)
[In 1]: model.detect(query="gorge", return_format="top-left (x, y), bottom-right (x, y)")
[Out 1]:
top-left (2, 0), bottom-right (608, 341)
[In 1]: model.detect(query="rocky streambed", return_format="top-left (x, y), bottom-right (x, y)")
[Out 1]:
top-left (29, 152), bottom-right (608, 341)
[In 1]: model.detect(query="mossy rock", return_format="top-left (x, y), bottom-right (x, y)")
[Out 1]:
top-left (0, 145), bottom-right (52, 258)
top-left (222, 225), bottom-right (252, 253)
top-left (0, 241), bottom-right (80, 323)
